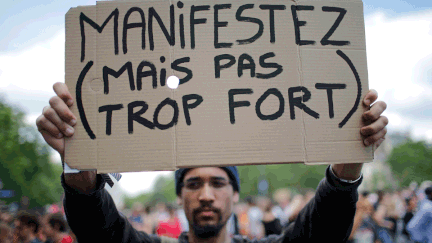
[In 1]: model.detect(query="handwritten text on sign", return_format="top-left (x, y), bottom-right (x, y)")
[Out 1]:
top-left (65, 0), bottom-right (371, 172)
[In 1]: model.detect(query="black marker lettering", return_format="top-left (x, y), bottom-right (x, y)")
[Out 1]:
top-left (256, 52), bottom-right (283, 79)
top-left (337, 50), bottom-right (361, 128)
top-left (153, 98), bottom-right (179, 130)
top-left (103, 62), bottom-right (135, 94)
top-left (123, 7), bottom-right (146, 54)
top-left (238, 53), bottom-right (255, 78)
top-left (190, 5), bottom-right (210, 49)
top-left (182, 94), bottom-right (204, 125)
top-left (228, 89), bottom-right (253, 124)
top-left (160, 56), bottom-right (166, 86)
top-left (76, 61), bottom-right (96, 139)
top-left (160, 68), bottom-right (166, 87)
top-left (214, 54), bottom-right (236, 78)
top-left (137, 61), bottom-right (157, 89)
top-left (321, 7), bottom-right (350, 46)
top-left (315, 83), bottom-right (346, 118)
top-left (149, 5), bottom-right (175, 51)
top-left (236, 4), bottom-right (264, 45)
top-left (80, 9), bottom-right (119, 62)
top-left (288, 86), bottom-right (319, 119)
top-left (291, 5), bottom-right (315, 46)
top-left (255, 88), bottom-right (284, 120)
top-left (180, 14), bottom-right (185, 49)
top-left (178, 0), bottom-right (185, 48)
top-left (99, 104), bottom-right (123, 135)
top-left (259, 4), bottom-right (286, 43)
top-left (128, 101), bottom-right (155, 133)
top-left (171, 57), bottom-right (193, 85)
top-left (214, 4), bottom-right (233, 49)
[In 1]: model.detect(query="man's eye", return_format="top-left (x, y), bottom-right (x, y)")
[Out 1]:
top-left (186, 182), bottom-right (200, 189)
top-left (212, 181), bottom-right (227, 188)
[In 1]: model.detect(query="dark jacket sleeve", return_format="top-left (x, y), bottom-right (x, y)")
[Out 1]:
top-left (281, 166), bottom-right (362, 242)
top-left (61, 173), bottom-right (161, 243)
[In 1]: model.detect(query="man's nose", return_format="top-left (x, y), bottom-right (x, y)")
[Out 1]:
top-left (198, 183), bottom-right (216, 202)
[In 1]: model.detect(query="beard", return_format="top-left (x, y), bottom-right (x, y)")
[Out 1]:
top-left (191, 207), bottom-right (229, 239)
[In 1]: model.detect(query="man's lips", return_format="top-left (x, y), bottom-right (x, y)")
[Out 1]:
top-left (199, 211), bottom-right (216, 217)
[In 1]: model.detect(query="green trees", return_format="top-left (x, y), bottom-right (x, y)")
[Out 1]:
top-left (237, 164), bottom-right (327, 198)
top-left (0, 100), bottom-right (63, 209)
top-left (386, 139), bottom-right (432, 188)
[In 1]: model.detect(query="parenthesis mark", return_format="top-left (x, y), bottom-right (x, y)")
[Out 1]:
top-left (336, 50), bottom-right (361, 128)
top-left (76, 61), bottom-right (96, 139)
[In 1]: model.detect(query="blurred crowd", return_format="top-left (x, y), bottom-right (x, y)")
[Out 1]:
top-left (1, 180), bottom-right (431, 243)
top-left (0, 205), bottom-right (76, 243)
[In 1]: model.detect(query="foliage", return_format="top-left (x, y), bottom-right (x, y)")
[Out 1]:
top-left (124, 173), bottom-right (175, 208)
top-left (237, 164), bottom-right (327, 199)
top-left (386, 139), bottom-right (432, 188)
top-left (0, 100), bottom-right (64, 209)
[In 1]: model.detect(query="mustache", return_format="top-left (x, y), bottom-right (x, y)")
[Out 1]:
top-left (193, 206), bottom-right (221, 216)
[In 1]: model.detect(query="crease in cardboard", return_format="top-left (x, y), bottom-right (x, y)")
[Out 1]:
top-left (292, 0), bottom-right (308, 165)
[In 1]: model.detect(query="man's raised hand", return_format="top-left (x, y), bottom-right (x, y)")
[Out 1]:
top-left (36, 82), bottom-right (76, 160)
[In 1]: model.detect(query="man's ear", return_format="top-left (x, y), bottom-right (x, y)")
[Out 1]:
top-left (176, 196), bottom-right (182, 206)
top-left (233, 192), bottom-right (239, 203)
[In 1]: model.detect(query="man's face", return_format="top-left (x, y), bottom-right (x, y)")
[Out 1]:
top-left (177, 167), bottom-right (239, 238)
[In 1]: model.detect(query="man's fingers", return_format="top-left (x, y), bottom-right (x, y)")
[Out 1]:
top-left (363, 101), bottom-right (387, 121)
top-left (36, 115), bottom-right (63, 139)
top-left (363, 89), bottom-right (378, 107)
top-left (363, 127), bottom-right (387, 146)
top-left (361, 116), bottom-right (388, 136)
top-left (42, 106), bottom-right (75, 137)
top-left (39, 130), bottom-right (64, 156)
top-left (53, 82), bottom-right (73, 107)
top-left (363, 128), bottom-right (387, 147)
top-left (49, 96), bottom-right (77, 126)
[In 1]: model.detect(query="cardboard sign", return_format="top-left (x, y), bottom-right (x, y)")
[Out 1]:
top-left (65, 0), bottom-right (373, 173)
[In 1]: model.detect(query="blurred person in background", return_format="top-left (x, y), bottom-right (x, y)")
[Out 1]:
top-left (372, 192), bottom-right (397, 242)
top-left (0, 223), bottom-right (13, 243)
top-left (129, 202), bottom-right (145, 232)
top-left (401, 196), bottom-right (418, 243)
top-left (143, 205), bottom-right (157, 235)
top-left (156, 204), bottom-right (182, 239)
top-left (407, 186), bottom-right (432, 243)
top-left (234, 202), bottom-right (249, 236)
top-left (271, 188), bottom-right (291, 226)
top-left (0, 211), bottom-right (13, 227)
top-left (14, 211), bottom-right (42, 243)
top-left (42, 213), bottom-right (74, 243)
top-left (260, 197), bottom-right (282, 236)
top-left (286, 194), bottom-right (305, 224)
top-left (247, 196), bottom-right (264, 239)
top-left (348, 191), bottom-right (374, 243)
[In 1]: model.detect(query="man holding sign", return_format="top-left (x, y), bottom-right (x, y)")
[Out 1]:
top-left (36, 0), bottom-right (388, 241)
top-left (36, 83), bottom-right (387, 242)
top-left (37, 83), bottom-right (388, 243)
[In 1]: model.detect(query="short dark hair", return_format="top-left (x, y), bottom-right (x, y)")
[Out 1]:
top-left (16, 211), bottom-right (39, 233)
top-left (48, 213), bottom-right (68, 232)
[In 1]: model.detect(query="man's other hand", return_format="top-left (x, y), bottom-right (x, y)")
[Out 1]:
top-left (360, 89), bottom-right (388, 149)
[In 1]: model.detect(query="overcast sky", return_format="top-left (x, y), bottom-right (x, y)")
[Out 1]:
top-left (1, 0), bottom-right (431, 196)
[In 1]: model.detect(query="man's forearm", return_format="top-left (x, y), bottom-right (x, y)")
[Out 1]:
top-left (332, 163), bottom-right (363, 181)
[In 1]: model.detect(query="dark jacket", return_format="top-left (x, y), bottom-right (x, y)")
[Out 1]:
top-left (62, 166), bottom-right (362, 243)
